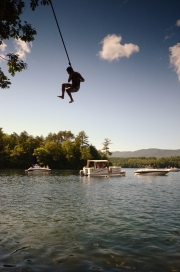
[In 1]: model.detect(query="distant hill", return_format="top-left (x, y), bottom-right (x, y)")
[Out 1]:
top-left (111, 148), bottom-right (180, 158)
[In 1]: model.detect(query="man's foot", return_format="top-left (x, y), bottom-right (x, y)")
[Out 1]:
top-left (57, 96), bottom-right (64, 99)
top-left (69, 100), bottom-right (74, 103)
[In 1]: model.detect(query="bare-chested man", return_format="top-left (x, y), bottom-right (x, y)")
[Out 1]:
top-left (58, 67), bottom-right (85, 103)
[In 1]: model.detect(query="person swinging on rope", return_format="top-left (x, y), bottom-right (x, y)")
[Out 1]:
top-left (58, 66), bottom-right (85, 103)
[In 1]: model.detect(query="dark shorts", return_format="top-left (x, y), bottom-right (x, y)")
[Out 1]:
top-left (66, 86), bottom-right (80, 93)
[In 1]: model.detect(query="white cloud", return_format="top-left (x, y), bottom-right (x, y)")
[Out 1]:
top-left (0, 42), bottom-right (7, 52)
top-left (0, 42), bottom-right (7, 62)
top-left (98, 34), bottom-right (139, 61)
top-left (169, 43), bottom-right (180, 81)
top-left (176, 19), bottom-right (180, 27)
top-left (13, 39), bottom-right (32, 60)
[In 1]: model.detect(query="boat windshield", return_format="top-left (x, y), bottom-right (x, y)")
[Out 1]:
top-left (86, 161), bottom-right (109, 168)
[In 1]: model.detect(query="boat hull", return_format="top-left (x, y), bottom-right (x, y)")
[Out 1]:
top-left (80, 167), bottom-right (126, 177)
top-left (82, 172), bottom-right (126, 177)
top-left (80, 160), bottom-right (126, 177)
top-left (168, 168), bottom-right (180, 172)
top-left (25, 167), bottom-right (51, 172)
top-left (25, 169), bottom-right (51, 172)
top-left (134, 169), bottom-right (169, 176)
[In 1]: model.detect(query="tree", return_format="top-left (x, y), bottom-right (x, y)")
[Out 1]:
top-left (0, 128), bottom-right (6, 167)
top-left (61, 140), bottom-right (75, 168)
top-left (89, 145), bottom-right (102, 160)
top-left (75, 131), bottom-right (89, 148)
top-left (46, 131), bottom-right (75, 144)
top-left (33, 147), bottom-right (49, 166)
top-left (10, 145), bottom-right (26, 167)
top-left (80, 146), bottom-right (92, 161)
top-left (0, 0), bottom-right (50, 89)
top-left (73, 131), bottom-right (90, 167)
top-left (101, 138), bottom-right (112, 157)
top-left (44, 141), bottom-right (65, 168)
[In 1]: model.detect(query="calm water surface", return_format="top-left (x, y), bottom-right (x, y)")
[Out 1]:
top-left (0, 169), bottom-right (180, 272)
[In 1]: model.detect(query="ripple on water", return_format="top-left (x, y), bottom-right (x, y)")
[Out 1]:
top-left (0, 169), bottom-right (180, 271)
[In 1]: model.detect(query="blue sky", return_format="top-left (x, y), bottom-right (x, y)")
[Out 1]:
top-left (1, 0), bottom-right (180, 151)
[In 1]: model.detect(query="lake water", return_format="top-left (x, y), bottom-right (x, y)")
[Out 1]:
top-left (0, 168), bottom-right (180, 272)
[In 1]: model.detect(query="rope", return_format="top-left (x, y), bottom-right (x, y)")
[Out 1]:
top-left (49, 0), bottom-right (72, 67)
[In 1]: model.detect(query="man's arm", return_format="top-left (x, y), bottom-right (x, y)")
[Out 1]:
top-left (68, 74), bottom-right (73, 82)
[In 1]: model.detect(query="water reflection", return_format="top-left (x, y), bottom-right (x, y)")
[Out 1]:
top-left (0, 169), bottom-right (180, 271)
top-left (26, 171), bottom-right (50, 176)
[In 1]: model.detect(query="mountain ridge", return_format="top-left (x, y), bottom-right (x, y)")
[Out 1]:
top-left (111, 148), bottom-right (180, 158)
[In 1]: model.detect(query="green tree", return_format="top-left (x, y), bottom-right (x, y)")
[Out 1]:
top-left (75, 131), bottom-right (89, 147)
top-left (10, 145), bottom-right (26, 167)
top-left (0, 128), bottom-right (4, 152)
top-left (44, 141), bottom-right (65, 168)
top-left (89, 144), bottom-right (102, 160)
top-left (101, 138), bottom-right (112, 157)
top-left (0, 0), bottom-right (50, 88)
top-left (73, 131), bottom-right (90, 166)
top-left (1, 132), bottom-right (19, 168)
top-left (62, 140), bottom-right (75, 168)
top-left (0, 128), bottom-right (6, 168)
top-left (46, 131), bottom-right (74, 144)
top-left (33, 147), bottom-right (49, 166)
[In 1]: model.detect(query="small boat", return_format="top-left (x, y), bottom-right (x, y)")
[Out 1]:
top-left (79, 160), bottom-right (126, 177)
top-left (134, 167), bottom-right (169, 176)
top-left (165, 167), bottom-right (180, 172)
top-left (25, 164), bottom-right (51, 172)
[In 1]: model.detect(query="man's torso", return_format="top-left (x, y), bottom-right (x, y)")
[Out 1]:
top-left (71, 72), bottom-right (81, 87)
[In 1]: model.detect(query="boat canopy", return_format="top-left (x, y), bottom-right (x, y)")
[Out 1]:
top-left (86, 160), bottom-right (109, 168)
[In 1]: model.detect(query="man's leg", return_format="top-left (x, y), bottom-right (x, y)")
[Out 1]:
top-left (57, 83), bottom-right (71, 99)
top-left (66, 87), bottom-right (74, 103)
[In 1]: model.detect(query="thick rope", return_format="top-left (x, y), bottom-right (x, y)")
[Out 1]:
top-left (49, 0), bottom-right (72, 67)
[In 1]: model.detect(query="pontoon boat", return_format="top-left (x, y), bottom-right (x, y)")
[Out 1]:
top-left (79, 160), bottom-right (125, 177)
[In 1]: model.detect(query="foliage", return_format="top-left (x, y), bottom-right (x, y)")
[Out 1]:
top-left (0, 128), bottom-right (103, 169)
top-left (0, 68), bottom-right (11, 88)
top-left (110, 157), bottom-right (180, 168)
top-left (89, 145), bottom-right (102, 160)
top-left (101, 138), bottom-right (112, 157)
top-left (7, 53), bottom-right (28, 76)
top-left (30, 0), bottom-right (50, 11)
top-left (0, 0), bottom-right (50, 88)
top-left (1, 127), bottom-right (179, 170)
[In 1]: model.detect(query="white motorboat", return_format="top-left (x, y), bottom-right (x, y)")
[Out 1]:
top-left (25, 164), bottom-right (51, 172)
top-left (165, 167), bottom-right (180, 172)
top-left (79, 160), bottom-right (126, 177)
top-left (134, 167), bottom-right (169, 176)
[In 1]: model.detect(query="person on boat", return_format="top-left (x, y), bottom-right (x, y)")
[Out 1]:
top-left (57, 66), bottom-right (85, 103)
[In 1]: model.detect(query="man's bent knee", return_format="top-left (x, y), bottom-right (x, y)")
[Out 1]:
top-left (66, 87), bottom-right (72, 93)
top-left (63, 83), bottom-right (71, 88)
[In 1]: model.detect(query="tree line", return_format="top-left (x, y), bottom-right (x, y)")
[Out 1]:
top-left (1, 127), bottom-right (179, 169)
top-left (0, 128), bottom-right (112, 169)
top-left (110, 157), bottom-right (180, 169)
